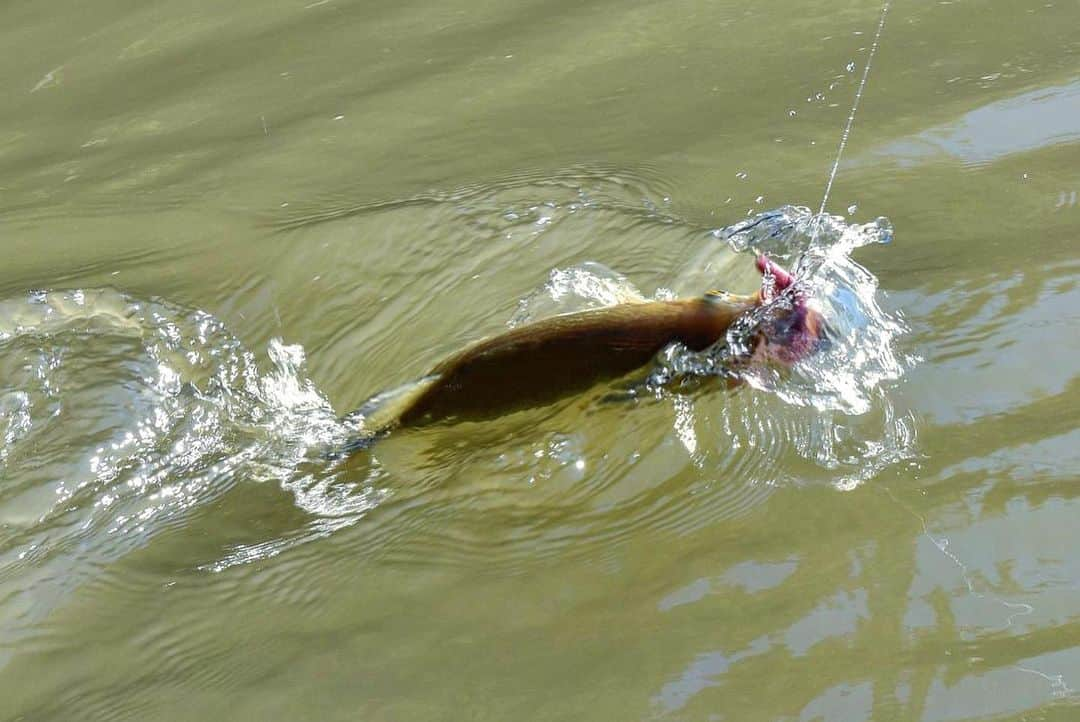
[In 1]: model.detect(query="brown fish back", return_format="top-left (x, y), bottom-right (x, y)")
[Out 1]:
top-left (395, 297), bottom-right (748, 427)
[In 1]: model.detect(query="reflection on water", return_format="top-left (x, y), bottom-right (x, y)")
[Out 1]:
top-left (874, 78), bottom-right (1080, 167)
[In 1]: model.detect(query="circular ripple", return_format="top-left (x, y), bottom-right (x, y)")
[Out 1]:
top-left (0, 177), bottom-right (917, 630)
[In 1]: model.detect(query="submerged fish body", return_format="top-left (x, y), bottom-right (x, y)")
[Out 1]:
top-left (345, 255), bottom-right (823, 447)
top-left (396, 295), bottom-right (752, 427)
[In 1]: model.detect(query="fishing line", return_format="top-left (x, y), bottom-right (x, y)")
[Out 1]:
top-left (818, 0), bottom-right (893, 216)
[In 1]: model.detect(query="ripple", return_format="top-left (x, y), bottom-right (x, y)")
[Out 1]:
top-left (267, 163), bottom-right (679, 233)
top-left (317, 196), bottom-right (916, 568)
top-left (0, 186), bottom-right (916, 641)
top-left (0, 288), bottom-right (376, 644)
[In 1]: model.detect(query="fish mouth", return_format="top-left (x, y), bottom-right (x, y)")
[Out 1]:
top-left (755, 254), bottom-right (795, 299)
top-left (751, 254), bottom-right (828, 365)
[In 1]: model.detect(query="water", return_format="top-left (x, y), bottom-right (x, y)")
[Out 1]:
top-left (2, 0), bottom-right (1079, 719)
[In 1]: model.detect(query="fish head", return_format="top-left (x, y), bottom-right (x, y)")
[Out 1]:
top-left (749, 254), bottom-right (828, 365)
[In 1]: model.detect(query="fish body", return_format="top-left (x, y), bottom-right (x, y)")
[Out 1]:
top-left (396, 295), bottom-right (752, 428)
top-left (345, 255), bottom-right (820, 448)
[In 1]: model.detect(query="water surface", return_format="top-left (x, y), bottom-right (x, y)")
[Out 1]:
top-left (2, 0), bottom-right (1079, 720)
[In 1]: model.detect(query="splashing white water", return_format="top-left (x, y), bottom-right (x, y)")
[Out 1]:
top-left (508, 262), bottom-right (646, 327)
top-left (509, 206), bottom-right (917, 489)
top-left (0, 289), bottom-right (382, 639)
top-left (716, 205), bottom-right (908, 415)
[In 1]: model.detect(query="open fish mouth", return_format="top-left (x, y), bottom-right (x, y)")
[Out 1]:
top-left (751, 254), bottom-right (829, 366)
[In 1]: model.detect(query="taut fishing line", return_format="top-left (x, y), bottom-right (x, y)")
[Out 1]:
top-left (812, 1), bottom-right (1075, 698)
top-left (818, 0), bottom-right (893, 216)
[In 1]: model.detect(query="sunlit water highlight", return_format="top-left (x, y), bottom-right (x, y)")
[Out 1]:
top-left (0, 289), bottom-right (382, 643)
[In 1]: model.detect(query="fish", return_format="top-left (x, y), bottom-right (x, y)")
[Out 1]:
top-left (341, 255), bottom-right (823, 452)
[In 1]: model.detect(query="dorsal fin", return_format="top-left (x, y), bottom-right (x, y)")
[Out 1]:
top-left (704, 289), bottom-right (754, 306)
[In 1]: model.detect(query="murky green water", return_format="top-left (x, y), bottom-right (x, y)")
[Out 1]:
top-left (3, 0), bottom-right (1080, 719)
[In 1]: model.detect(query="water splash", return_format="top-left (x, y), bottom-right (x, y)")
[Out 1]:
top-left (716, 206), bottom-right (906, 413)
top-left (509, 205), bottom-right (916, 491)
top-left (686, 206), bottom-right (916, 487)
top-left (508, 262), bottom-right (646, 327)
top-left (0, 289), bottom-right (382, 640)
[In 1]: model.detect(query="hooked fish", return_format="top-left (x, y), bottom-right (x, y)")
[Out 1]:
top-left (343, 255), bottom-right (823, 452)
